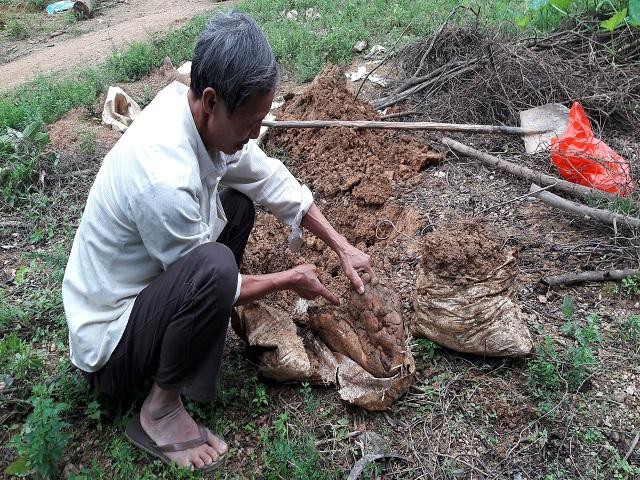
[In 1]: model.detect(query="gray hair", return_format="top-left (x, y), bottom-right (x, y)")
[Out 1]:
top-left (191, 12), bottom-right (279, 113)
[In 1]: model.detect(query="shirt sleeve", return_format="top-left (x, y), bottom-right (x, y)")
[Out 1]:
top-left (129, 182), bottom-right (210, 270)
top-left (221, 140), bottom-right (313, 251)
top-left (129, 182), bottom-right (244, 296)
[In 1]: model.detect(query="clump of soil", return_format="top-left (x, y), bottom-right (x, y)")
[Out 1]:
top-left (421, 220), bottom-right (507, 279)
top-left (267, 64), bottom-right (441, 204)
top-left (308, 276), bottom-right (405, 378)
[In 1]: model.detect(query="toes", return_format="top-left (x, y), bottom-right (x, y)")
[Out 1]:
top-left (207, 430), bottom-right (228, 455)
top-left (204, 444), bottom-right (219, 461)
top-left (200, 452), bottom-right (214, 466)
top-left (191, 456), bottom-right (205, 469)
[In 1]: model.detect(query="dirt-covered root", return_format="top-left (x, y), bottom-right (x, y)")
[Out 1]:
top-left (308, 276), bottom-right (406, 378)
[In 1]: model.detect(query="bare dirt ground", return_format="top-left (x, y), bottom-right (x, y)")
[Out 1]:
top-left (0, 0), bottom-right (234, 90)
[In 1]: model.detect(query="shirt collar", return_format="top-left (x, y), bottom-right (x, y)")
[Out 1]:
top-left (182, 88), bottom-right (223, 181)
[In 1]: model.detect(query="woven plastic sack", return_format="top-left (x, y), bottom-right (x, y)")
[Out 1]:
top-left (232, 302), bottom-right (415, 411)
top-left (413, 251), bottom-right (533, 357)
top-left (551, 102), bottom-right (632, 196)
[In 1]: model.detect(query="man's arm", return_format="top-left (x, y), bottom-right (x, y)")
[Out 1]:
top-left (236, 264), bottom-right (339, 305)
top-left (301, 203), bottom-right (375, 294)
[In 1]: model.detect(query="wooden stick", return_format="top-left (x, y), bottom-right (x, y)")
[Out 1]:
top-left (529, 183), bottom-right (640, 229)
top-left (262, 119), bottom-right (542, 135)
top-left (441, 137), bottom-right (618, 201)
top-left (542, 269), bottom-right (640, 286)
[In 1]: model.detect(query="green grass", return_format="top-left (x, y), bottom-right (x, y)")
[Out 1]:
top-left (238, 0), bottom-right (526, 81)
top-left (0, 15), bottom-right (209, 132)
top-left (2, 0), bottom-right (615, 135)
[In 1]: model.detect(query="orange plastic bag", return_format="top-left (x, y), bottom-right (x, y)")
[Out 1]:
top-left (551, 102), bottom-right (633, 196)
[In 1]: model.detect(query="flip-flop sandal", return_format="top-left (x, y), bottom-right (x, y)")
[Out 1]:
top-left (125, 413), bottom-right (226, 473)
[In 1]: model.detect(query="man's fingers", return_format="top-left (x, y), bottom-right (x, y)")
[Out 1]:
top-left (318, 284), bottom-right (340, 305)
top-left (346, 266), bottom-right (365, 294)
top-left (365, 264), bottom-right (378, 283)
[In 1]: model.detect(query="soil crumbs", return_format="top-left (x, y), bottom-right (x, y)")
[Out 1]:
top-left (421, 219), bottom-right (506, 278)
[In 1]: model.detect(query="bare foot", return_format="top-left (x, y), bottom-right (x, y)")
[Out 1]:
top-left (139, 383), bottom-right (228, 470)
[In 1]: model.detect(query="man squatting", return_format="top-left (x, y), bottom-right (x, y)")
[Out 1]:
top-left (62, 11), bottom-right (375, 472)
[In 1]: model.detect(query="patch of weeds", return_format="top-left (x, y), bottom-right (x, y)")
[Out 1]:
top-left (6, 15), bottom-right (28, 39)
top-left (300, 381), bottom-right (320, 413)
top-left (527, 335), bottom-right (563, 399)
top-left (139, 84), bottom-right (156, 109)
top-left (0, 332), bottom-right (44, 381)
top-left (621, 314), bottom-right (640, 343)
top-left (74, 126), bottom-right (97, 156)
top-left (251, 380), bottom-right (270, 413)
top-left (6, 384), bottom-right (69, 479)
top-left (0, 288), bottom-right (26, 330)
top-left (414, 338), bottom-right (441, 363)
top-left (620, 275), bottom-right (640, 295)
top-left (263, 410), bottom-right (338, 480)
top-left (604, 443), bottom-right (640, 479)
top-left (0, 121), bottom-right (55, 207)
top-left (527, 298), bottom-right (601, 400)
top-left (579, 426), bottom-right (606, 444)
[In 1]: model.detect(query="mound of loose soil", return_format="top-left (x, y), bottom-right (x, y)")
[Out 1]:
top-left (268, 64), bottom-right (441, 204)
top-left (421, 220), bottom-right (507, 279)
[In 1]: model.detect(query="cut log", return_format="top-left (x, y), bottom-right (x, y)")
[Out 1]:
top-left (441, 137), bottom-right (618, 201)
top-left (529, 183), bottom-right (640, 229)
top-left (543, 269), bottom-right (640, 286)
top-left (73, 0), bottom-right (95, 19)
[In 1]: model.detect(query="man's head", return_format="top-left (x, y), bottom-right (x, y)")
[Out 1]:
top-left (190, 12), bottom-right (279, 155)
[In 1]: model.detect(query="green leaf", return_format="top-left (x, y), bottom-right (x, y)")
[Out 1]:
top-left (550, 0), bottom-right (572, 11)
top-left (630, 0), bottom-right (640, 25)
top-left (561, 296), bottom-right (574, 320)
top-left (600, 8), bottom-right (627, 32)
top-left (515, 15), bottom-right (531, 28)
top-left (5, 455), bottom-right (30, 476)
top-left (528, 0), bottom-right (550, 10)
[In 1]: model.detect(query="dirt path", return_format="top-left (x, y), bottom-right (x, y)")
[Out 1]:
top-left (0, 0), bottom-right (235, 91)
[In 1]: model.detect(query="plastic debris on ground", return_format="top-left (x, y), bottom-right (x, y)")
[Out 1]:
top-left (551, 101), bottom-right (633, 196)
top-left (101, 87), bottom-right (141, 133)
top-left (46, 1), bottom-right (75, 14)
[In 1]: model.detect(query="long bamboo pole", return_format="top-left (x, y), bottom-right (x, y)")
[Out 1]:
top-left (261, 119), bottom-right (545, 135)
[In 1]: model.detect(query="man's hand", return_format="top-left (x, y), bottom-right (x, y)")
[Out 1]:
top-left (337, 242), bottom-right (375, 294)
top-left (290, 264), bottom-right (339, 305)
top-left (301, 203), bottom-right (376, 295)
top-left (236, 265), bottom-right (339, 305)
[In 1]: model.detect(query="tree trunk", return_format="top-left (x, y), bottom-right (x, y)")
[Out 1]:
top-left (74, 0), bottom-right (95, 19)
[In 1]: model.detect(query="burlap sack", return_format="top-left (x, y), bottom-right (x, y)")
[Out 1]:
top-left (413, 251), bottom-right (533, 357)
top-left (101, 86), bottom-right (141, 133)
top-left (232, 302), bottom-right (414, 411)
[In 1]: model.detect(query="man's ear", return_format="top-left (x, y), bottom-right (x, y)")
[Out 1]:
top-left (201, 87), bottom-right (218, 116)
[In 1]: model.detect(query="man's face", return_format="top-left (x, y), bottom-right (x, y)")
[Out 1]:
top-left (204, 88), bottom-right (275, 155)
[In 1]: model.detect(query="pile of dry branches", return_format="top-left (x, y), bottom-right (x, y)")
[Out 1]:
top-left (378, 20), bottom-right (640, 131)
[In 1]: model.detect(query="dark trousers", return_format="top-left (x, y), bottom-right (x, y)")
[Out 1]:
top-left (83, 189), bottom-right (255, 402)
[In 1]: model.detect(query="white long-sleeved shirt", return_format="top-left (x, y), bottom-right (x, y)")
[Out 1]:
top-left (62, 81), bottom-right (313, 372)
